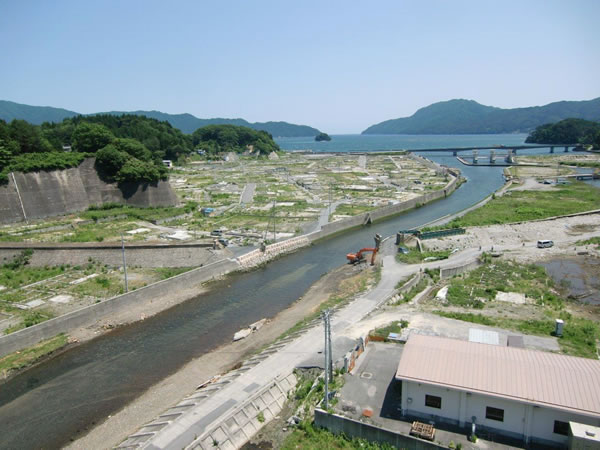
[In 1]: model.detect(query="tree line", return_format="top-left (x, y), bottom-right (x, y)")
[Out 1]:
top-left (0, 115), bottom-right (280, 183)
top-left (525, 118), bottom-right (600, 148)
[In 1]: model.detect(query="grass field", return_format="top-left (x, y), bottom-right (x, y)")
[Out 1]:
top-left (445, 182), bottom-right (600, 227)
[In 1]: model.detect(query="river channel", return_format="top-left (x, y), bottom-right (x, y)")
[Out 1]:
top-left (0, 136), bottom-right (558, 448)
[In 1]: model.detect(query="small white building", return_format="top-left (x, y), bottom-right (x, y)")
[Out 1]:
top-left (396, 334), bottom-right (600, 447)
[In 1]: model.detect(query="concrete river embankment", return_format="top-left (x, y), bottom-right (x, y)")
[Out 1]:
top-left (0, 154), bottom-right (507, 449)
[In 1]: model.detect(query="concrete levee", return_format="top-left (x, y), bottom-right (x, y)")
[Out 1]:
top-left (0, 242), bottom-right (216, 268)
top-left (314, 409), bottom-right (445, 450)
top-left (308, 173), bottom-right (459, 243)
top-left (0, 158), bottom-right (178, 225)
top-left (440, 259), bottom-right (481, 279)
top-left (237, 236), bottom-right (310, 268)
top-left (0, 258), bottom-right (239, 357)
top-left (189, 371), bottom-right (297, 450)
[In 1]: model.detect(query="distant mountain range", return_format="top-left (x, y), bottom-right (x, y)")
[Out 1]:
top-left (0, 100), bottom-right (321, 137)
top-left (362, 98), bottom-right (600, 135)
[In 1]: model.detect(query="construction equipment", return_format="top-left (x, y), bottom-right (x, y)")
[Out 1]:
top-left (346, 247), bottom-right (378, 265)
top-left (347, 233), bottom-right (382, 265)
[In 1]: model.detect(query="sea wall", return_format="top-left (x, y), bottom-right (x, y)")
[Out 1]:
top-left (0, 258), bottom-right (239, 358)
top-left (0, 242), bottom-right (215, 268)
top-left (0, 158), bottom-right (178, 225)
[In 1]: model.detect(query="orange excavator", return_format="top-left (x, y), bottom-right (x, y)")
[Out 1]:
top-left (346, 247), bottom-right (378, 265)
top-left (347, 234), bottom-right (382, 266)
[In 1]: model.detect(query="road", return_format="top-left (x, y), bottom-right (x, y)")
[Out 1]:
top-left (239, 183), bottom-right (256, 205)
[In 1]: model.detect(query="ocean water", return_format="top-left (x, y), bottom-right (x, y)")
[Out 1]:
top-left (275, 133), bottom-right (529, 152)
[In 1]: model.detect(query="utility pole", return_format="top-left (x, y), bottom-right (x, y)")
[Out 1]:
top-left (322, 309), bottom-right (332, 409)
top-left (121, 233), bottom-right (128, 293)
top-left (271, 203), bottom-right (276, 241)
top-left (327, 310), bottom-right (333, 379)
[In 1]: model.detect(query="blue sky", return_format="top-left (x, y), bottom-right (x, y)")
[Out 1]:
top-left (1, 0), bottom-right (599, 133)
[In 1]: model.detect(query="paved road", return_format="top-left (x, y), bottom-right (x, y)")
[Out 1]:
top-left (239, 183), bottom-right (256, 205)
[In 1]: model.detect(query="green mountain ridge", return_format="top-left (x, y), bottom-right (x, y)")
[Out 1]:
top-left (0, 100), bottom-right (321, 137)
top-left (362, 98), bottom-right (600, 135)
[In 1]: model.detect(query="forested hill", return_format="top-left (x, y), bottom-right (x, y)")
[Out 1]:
top-left (0, 100), bottom-right (78, 125)
top-left (362, 98), bottom-right (600, 135)
top-left (525, 118), bottom-right (600, 148)
top-left (101, 111), bottom-right (321, 137)
top-left (0, 100), bottom-right (322, 137)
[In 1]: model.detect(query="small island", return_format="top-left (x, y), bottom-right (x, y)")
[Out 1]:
top-left (315, 132), bottom-right (331, 142)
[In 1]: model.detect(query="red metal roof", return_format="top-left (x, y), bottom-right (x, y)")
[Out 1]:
top-left (396, 334), bottom-right (600, 418)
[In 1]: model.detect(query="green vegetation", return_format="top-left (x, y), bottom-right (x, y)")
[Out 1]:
top-left (396, 249), bottom-right (450, 264)
top-left (82, 201), bottom-right (197, 222)
top-left (0, 113), bottom-right (193, 183)
top-left (362, 97), bottom-right (600, 135)
top-left (154, 267), bottom-right (194, 280)
top-left (0, 334), bottom-right (68, 377)
top-left (192, 124), bottom-right (280, 156)
top-left (526, 118), bottom-right (600, 148)
top-left (434, 311), bottom-right (600, 359)
top-left (4, 309), bottom-right (55, 334)
top-left (282, 421), bottom-right (394, 450)
top-left (370, 320), bottom-right (409, 339)
top-left (443, 260), bottom-right (563, 309)
top-left (397, 277), bottom-right (429, 304)
top-left (577, 237), bottom-right (600, 246)
top-left (443, 182), bottom-right (600, 227)
top-left (315, 132), bottom-right (332, 142)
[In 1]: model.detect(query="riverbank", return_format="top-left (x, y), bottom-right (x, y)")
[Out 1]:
top-left (66, 264), bottom-right (370, 449)
top-left (0, 159), bottom-right (459, 359)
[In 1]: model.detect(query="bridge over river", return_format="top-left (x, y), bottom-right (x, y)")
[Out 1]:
top-left (309, 144), bottom-right (582, 164)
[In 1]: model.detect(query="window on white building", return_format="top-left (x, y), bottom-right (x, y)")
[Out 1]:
top-left (553, 420), bottom-right (569, 436)
top-left (425, 395), bottom-right (441, 409)
top-left (485, 406), bottom-right (504, 422)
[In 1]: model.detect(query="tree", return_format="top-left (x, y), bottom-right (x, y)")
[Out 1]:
top-left (112, 138), bottom-right (152, 161)
top-left (95, 144), bottom-right (128, 178)
top-left (71, 122), bottom-right (114, 153)
top-left (8, 119), bottom-right (53, 153)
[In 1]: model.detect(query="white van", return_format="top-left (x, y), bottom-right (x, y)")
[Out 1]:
top-left (537, 240), bottom-right (554, 248)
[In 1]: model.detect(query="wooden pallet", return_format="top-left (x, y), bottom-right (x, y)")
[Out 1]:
top-left (410, 421), bottom-right (435, 441)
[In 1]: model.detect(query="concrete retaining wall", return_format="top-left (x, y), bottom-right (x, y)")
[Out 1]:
top-left (0, 158), bottom-right (178, 225)
top-left (307, 173), bottom-right (459, 243)
top-left (440, 259), bottom-right (481, 279)
top-left (314, 409), bottom-right (445, 450)
top-left (0, 258), bottom-right (239, 357)
top-left (190, 372), bottom-right (297, 450)
top-left (0, 243), bottom-right (215, 268)
top-left (237, 236), bottom-right (311, 269)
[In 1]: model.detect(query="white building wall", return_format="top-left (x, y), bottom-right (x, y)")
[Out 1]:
top-left (530, 406), bottom-right (600, 446)
top-left (401, 380), bottom-right (600, 446)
